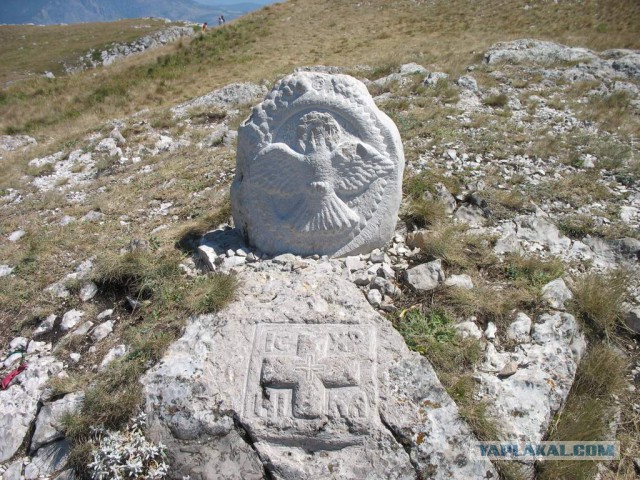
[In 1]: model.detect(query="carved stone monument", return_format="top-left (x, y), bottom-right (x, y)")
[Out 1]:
top-left (231, 72), bottom-right (404, 257)
top-left (142, 270), bottom-right (497, 479)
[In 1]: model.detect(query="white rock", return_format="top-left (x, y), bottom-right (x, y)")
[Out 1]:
top-left (0, 354), bottom-right (64, 462)
top-left (100, 345), bottom-right (127, 370)
top-left (507, 312), bottom-right (532, 343)
top-left (91, 321), bottom-right (114, 342)
top-left (142, 269), bottom-right (497, 479)
top-left (0, 265), bottom-right (14, 277)
top-left (79, 281), bottom-right (98, 301)
top-left (620, 206), bottom-right (638, 224)
top-left (232, 72), bottom-right (404, 257)
top-left (403, 259), bottom-right (445, 292)
top-left (69, 353), bottom-right (81, 362)
top-left (367, 288), bottom-right (382, 307)
top-left (33, 314), bottom-right (56, 336)
top-left (454, 205), bottom-right (486, 227)
top-left (198, 244), bottom-right (218, 271)
top-left (541, 278), bottom-right (573, 310)
top-left (96, 308), bottom-right (113, 320)
top-left (8, 230), bottom-right (25, 242)
top-left (31, 393), bottom-right (84, 450)
top-left (476, 312), bottom-right (586, 450)
top-left (484, 321), bottom-right (497, 340)
top-left (399, 63), bottom-right (428, 75)
top-left (455, 321), bottom-right (483, 339)
top-left (445, 274), bottom-right (474, 289)
top-left (71, 321), bottom-right (93, 337)
top-left (60, 310), bottom-right (84, 331)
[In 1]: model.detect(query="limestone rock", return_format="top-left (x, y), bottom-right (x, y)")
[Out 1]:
top-left (31, 393), bottom-right (84, 451)
top-left (541, 278), bottom-right (573, 310)
top-left (484, 39), bottom-right (598, 65)
top-left (172, 82), bottom-right (267, 118)
top-left (454, 204), bottom-right (486, 226)
top-left (91, 320), bottom-right (114, 342)
top-left (100, 344), bottom-right (127, 370)
top-left (623, 304), bottom-right (640, 334)
top-left (33, 314), bottom-right (56, 336)
top-left (232, 72), bottom-right (405, 257)
top-left (403, 259), bottom-right (445, 291)
top-left (142, 270), bottom-right (496, 480)
top-left (0, 134), bottom-right (36, 152)
top-left (0, 354), bottom-right (63, 462)
top-left (24, 440), bottom-right (70, 479)
top-left (60, 309), bottom-right (84, 332)
top-left (507, 312), bottom-right (532, 343)
top-left (445, 274), bottom-right (474, 289)
top-left (0, 265), bottom-right (14, 277)
top-left (79, 281), bottom-right (98, 301)
top-left (476, 312), bottom-right (586, 447)
top-left (455, 321), bottom-right (483, 339)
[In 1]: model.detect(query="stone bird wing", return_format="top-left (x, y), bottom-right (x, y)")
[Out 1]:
top-left (250, 143), bottom-right (311, 196)
top-left (331, 141), bottom-right (394, 195)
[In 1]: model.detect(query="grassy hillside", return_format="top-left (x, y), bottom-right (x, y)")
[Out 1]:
top-left (0, 18), bottom-right (187, 86)
top-left (1, 0), bottom-right (639, 144)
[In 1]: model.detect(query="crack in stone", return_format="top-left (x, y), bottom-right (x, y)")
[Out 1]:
top-left (232, 413), bottom-right (276, 480)
top-left (379, 413), bottom-right (420, 480)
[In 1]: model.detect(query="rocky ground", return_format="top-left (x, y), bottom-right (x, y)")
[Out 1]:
top-left (0, 38), bottom-right (639, 479)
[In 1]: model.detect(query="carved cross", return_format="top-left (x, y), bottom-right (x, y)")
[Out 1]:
top-left (260, 334), bottom-right (360, 419)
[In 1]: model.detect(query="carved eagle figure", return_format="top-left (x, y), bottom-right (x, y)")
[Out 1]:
top-left (251, 112), bottom-right (394, 233)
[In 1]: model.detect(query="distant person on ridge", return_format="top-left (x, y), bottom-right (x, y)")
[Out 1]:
top-left (219, 15), bottom-right (225, 26)
top-left (202, 22), bottom-right (208, 32)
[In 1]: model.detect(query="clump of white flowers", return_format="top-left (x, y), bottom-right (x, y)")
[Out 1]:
top-left (88, 413), bottom-right (169, 480)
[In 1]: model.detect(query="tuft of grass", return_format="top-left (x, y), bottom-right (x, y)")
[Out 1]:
top-left (406, 221), bottom-right (497, 270)
top-left (185, 273), bottom-right (239, 315)
top-left (570, 270), bottom-right (631, 339)
top-left (483, 92), bottom-right (509, 108)
top-left (538, 344), bottom-right (626, 480)
top-left (503, 253), bottom-right (564, 288)
top-left (404, 197), bottom-right (448, 228)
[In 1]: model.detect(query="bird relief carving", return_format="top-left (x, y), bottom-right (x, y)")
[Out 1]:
top-left (251, 111), bottom-right (394, 234)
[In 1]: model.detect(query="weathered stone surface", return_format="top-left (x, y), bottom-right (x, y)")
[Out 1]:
top-left (476, 312), bottom-right (586, 444)
top-left (142, 270), bottom-right (496, 479)
top-left (541, 278), bottom-right (573, 310)
top-left (445, 273), bottom-right (474, 289)
top-left (31, 393), bottom-right (84, 451)
top-left (507, 312), bottom-right (532, 343)
top-left (232, 72), bottom-right (405, 257)
top-left (484, 39), bottom-right (597, 65)
top-left (172, 82), bottom-right (268, 118)
top-left (623, 303), bottom-right (640, 334)
top-left (0, 134), bottom-right (36, 152)
top-left (0, 265), bottom-right (14, 277)
top-left (0, 353), bottom-right (63, 462)
top-left (60, 309), bottom-right (84, 331)
top-left (455, 321), bottom-right (483, 339)
top-left (403, 259), bottom-right (445, 291)
top-left (24, 439), bottom-right (70, 479)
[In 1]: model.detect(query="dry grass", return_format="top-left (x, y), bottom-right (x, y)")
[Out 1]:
top-left (570, 270), bottom-right (633, 339)
top-left (538, 343), bottom-right (627, 480)
top-left (0, 18), bottom-right (185, 85)
top-left (2, 0), bottom-right (640, 140)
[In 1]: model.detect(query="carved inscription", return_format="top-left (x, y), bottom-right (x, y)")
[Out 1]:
top-left (243, 324), bottom-right (377, 444)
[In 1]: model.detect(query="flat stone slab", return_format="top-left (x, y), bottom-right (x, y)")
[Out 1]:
top-left (142, 270), bottom-right (496, 479)
top-left (231, 72), bottom-right (405, 257)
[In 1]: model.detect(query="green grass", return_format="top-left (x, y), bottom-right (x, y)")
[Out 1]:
top-left (0, 19), bottom-right (185, 86)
